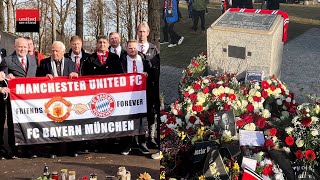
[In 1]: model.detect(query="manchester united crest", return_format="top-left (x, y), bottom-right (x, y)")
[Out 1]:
top-left (90, 93), bottom-right (115, 118)
top-left (45, 96), bottom-right (72, 122)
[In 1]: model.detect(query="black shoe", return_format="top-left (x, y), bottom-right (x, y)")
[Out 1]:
top-left (121, 147), bottom-right (131, 155)
top-left (139, 143), bottom-right (150, 155)
top-left (148, 139), bottom-right (158, 149)
top-left (0, 146), bottom-right (9, 158)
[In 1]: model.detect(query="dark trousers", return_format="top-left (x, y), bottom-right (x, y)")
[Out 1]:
top-left (192, 10), bottom-right (206, 31)
top-left (162, 18), bottom-right (169, 42)
top-left (168, 22), bottom-right (181, 44)
top-left (0, 99), bottom-right (17, 154)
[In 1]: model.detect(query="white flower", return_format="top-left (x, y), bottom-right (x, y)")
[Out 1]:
top-left (295, 138), bottom-right (304, 148)
top-left (283, 147), bottom-right (291, 154)
top-left (263, 158), bottom-right (272, 165)
top-left (244, 123), bottom-right (256, 131)
top-left (160, 115), bottom-right (167, 123)
top-left (176, 118), bottom-right (182, 126)
top-left (311, 116), bottom-right (319, 123)
top-left (311, 129), bottom-right (318, 136)
top-left (276, 99), bottom-right (283, 105)
top-left (188, 88), bottom-right (195, 94)
top-left (172, 109), bottom-right (178, 115)
top-left (255, 91), bottom-right (261, 97)
top-left (286, 97), bottom-right (292, 102)
top-left (285, 127), bottom-right (294, 135)
top-left (281, 111), bottom-right (289, 118)
top-left (261, 109), bottom-right (271, 118)
top-left (203, 79), bottom-right (209, 84)
top-left (167, 123), bottom-right (177, 129)
top-left (224, 87), bottom-right (230, 94)
top-left (185, 114), bottom-right (191, 121)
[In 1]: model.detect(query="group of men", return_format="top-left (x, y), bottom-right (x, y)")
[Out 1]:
top-left (0, 22), bottom-right (160, 159)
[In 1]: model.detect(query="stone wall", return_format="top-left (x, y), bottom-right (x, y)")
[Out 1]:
top-left (0, 31), bottom-right (17, 56)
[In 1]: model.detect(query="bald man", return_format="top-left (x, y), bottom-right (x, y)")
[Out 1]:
top-left (0, 37), bottom-right (38, 159)
top-left (37, 41), bottom-right (78, 78)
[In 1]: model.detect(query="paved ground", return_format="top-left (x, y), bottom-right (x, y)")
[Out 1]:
top-left (160, 28), bottom-right (320, 105)
top-left (0, 147), bottom-right (159, 179)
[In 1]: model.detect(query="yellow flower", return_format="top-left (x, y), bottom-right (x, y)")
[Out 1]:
top-left (198, 175), bottom-right (206, 180)
top-left (233, 162), bottom-right (240, 173)
top-left (138, 172), bottom-right (152, 180)
top-left (160, 171), bottom-right (165, 180)
top-left (197, 126), bottom-right (205, 137)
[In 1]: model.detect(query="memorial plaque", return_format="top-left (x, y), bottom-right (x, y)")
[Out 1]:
top-left (215, 12), bottom-right (277, 31)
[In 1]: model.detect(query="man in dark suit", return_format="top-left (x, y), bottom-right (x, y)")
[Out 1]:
top-left (0, 37), bottom-right (38, 158)
top-left (137, 22), bottom-right (161, 150)
top-left (37, 41), bottom-right (78, 78)
top-left (64, 35), bottom-right (90, 76)
top-left (82, 35), bottom-right (122, 76)
top-left (108, 32), bottom-right (126, 58)
top-left (119, 39), bottom-right (151, 156)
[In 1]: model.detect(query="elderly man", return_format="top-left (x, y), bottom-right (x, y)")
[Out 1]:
top-left (64, 35), bottom-right (90, 76)
top-left (82, 35), bottom-right (122, 76)
top-left (0, 37), bottom-right (38, 158)
top-left (108, 32), bottom-right (126, 58)
top-left (37, 41), bottom-right (78, 78)
top-left (137, 22), bottom-right (160, 150)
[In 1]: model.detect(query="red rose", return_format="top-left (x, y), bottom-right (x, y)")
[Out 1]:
top-left (236, 120), bottom-right (245, 127)
top-left (223, 103), bottom-right (231, 111)
top-left (184, 91), bottom-right (189, 97)
top-left (246, 104), bottom-right (254, 112)
top-left (285, 136), bottom-right (294, 146)
top-left (270, 85), bottom-right (276, 91)
top-left (269, 128), bottom-right (277, 136)
top-left (261, 81), bottom-right (270, 89)
top-left (187, 69), bottom-right (192, 75)
top-left (253, 96), bottom-right (261, 102)
top-left (295, 150), bottom-right (303, 160)
top-left (262, 164), bottom-right (273, 176)
top-left (177, 110), bottom-right (182, 116)
top-left (189, 116), bottom-right (196, 124)
top-left (262, 90), bottom-right (269, 99)
top-left (193, 84), bottom-right (201, 91)
top-left (196, 105), bottom-right (203, 112)
top-left (192, 60), bottom-right (199, 67)
top-left (208, 115), bottom-right (214, 124)
top-left (219, 93), bottom-right (226, 99)
top-left (229, 94), bottom-right (236, 101)
top-left (189, 94), bottom-right (197, 101)
top-left (256, 117), bottom-right (266, 129)
top-left (198, 114), bottom-right (205, 122)
top-left (305, 150), bottom-right (316, 161)
top-left (209, 82), bottom-right (216, 88)
top-left (241, 114), bottom-right (253, 123)
top-left (167, 117), bottom-right (176, 124)
top-left (192, 106), bottom-right (197, 112)
top-left (264, 139), bottom-right (275, 149)
top-left (301, 117), bottom-right (312, 127)
top-left (203, 87), bottom-right (209, 94)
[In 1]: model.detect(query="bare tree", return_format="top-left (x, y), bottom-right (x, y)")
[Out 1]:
top-left (0, 0), bottom-right (4, 30)
top-left (148, 0), bottom-right (160, 49)
top-left (76, 0), bottom-right (83, 39)
top-left (97, 0), bottom-right (104, 36)
top-left (116, 0), bottom-right (119, 33)
top-left (6, 0), bottom-right (13, 32)
top-left (55, 0), bottom-right (72, 43)
top-left (51, 0), bottom-right (56, 42)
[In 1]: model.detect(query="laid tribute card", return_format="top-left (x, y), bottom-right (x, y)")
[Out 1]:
top-left (239, 130), bottom-right (265, 146)
top-left (241, 157), bottom-right (258, 171)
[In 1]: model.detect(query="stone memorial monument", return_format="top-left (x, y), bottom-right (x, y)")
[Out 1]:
top-left (207, 9), bottom-right (288, 79)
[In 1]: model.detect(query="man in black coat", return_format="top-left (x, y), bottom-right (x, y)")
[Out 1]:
top-left (137, 22), bottom-right (161, 149)
top-left (64, 35), bottom-right (90, 76)
top-left (108, 32), bottom-right (126, 58)
top-left (82, 35), bottom-right (122, 76)
top-left (37, 41), bottom-right (78, 78)
top-left (0, 37), bottom-right (38, 158)
top-left (119, 39), bottom-right (151, 156)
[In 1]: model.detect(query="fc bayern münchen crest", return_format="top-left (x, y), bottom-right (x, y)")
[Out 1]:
top-left (90, 93), bottom-right (115, 118)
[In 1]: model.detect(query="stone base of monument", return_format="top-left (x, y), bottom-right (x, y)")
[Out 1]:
top-left (207, 11), bottom-right (284, 79)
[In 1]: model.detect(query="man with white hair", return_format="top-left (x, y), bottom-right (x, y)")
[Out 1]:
top-left (37, 41), bottom-right (78, 78)
top-left (0, 37), bottom-right (38, 159)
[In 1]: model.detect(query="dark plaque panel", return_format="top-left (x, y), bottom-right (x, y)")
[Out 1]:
top-left (216, 12), bottom-right (277, 31)
top-left (228, 45), bottom-right (246, 59)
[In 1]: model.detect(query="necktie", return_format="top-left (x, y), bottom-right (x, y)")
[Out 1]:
top-left (75, 55), bottom-right (80, 72)
top-left (132, 59), bottom-right (137, 73)
top-left (141, 45), bottom-right (145, 54)
top-left (56, 62), bottom-right (61, 76)
top-left (21, 58), bottom-right (26, 71)
top-left (114, 48), bottom-right (117, 54)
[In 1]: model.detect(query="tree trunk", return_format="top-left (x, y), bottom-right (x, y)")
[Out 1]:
top-left (76, 0), bottom-right (83, 39)
top-left (127, 0), bottom-right (133, 39)
top-left (148, 0), bottom-right (160, 49)
top-left (51, 0), bottom-right (56, 42)
top-left (7, 0), bottom-right (13, 33)
top-left (0, 0), bottom-right (4, 30)
top-left (116, 0), bottom-right (119, 33)
top-left (98, 0), bottom-right (104, 35)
